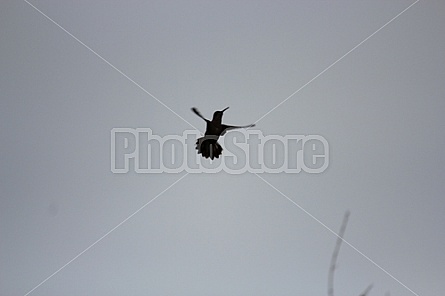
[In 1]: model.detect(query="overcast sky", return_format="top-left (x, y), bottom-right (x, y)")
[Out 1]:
top-left (1, 1), bottom-right (445, 295)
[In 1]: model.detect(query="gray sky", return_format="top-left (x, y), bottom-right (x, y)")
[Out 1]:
top-left (1, 1), bottom-right (445, 295)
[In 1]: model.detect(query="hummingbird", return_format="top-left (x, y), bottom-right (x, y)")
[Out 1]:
top-left (191, 107), bottom-right (255, 160)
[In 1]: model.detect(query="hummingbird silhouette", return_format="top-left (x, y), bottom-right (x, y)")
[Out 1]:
top-left (192, 107), bottom-right (255, 160)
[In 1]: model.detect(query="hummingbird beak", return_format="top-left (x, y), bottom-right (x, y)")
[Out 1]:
top-left (222, 107), bottom-right (229, 113)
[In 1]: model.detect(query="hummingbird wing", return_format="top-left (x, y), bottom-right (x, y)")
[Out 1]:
top-left (191, 107), bottom-right (209, 122)
top-left (221, 123), bottom-right (255, 136)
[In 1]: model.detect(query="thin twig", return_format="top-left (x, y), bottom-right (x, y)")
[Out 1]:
top-left (327, 211), bottom-right (373, 296)
top-left (328, 211), bottom-right (350, 296)
top-left (359, 284), bottom-right (373, 296)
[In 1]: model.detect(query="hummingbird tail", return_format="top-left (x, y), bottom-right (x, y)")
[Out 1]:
top-left (196, 137), bottom-right (223, 160)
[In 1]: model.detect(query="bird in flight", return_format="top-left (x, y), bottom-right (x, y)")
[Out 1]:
top-left (192, 107), bottom-right (255, 159)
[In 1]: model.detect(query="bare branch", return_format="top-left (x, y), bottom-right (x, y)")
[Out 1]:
top-left (359, 284), bottom-right (373, 296)
top-left (327, 211), bottom-right (373, 296)
top-left (328, 211), bottom-right (350, 296)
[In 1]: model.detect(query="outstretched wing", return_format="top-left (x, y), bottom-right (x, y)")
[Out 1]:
top-left (191, 107), bottom-right (209, 122)
top-left (221, 123), bottom-right (255, 136)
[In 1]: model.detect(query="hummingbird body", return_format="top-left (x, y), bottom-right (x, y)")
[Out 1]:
top-left (204, 111), bottom-right (226, 135)
top-left (192, 107), bottom-right (255, 159)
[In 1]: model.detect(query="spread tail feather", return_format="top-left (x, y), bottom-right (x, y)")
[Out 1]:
top-left (196, 137), bottom-right (223, 160)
